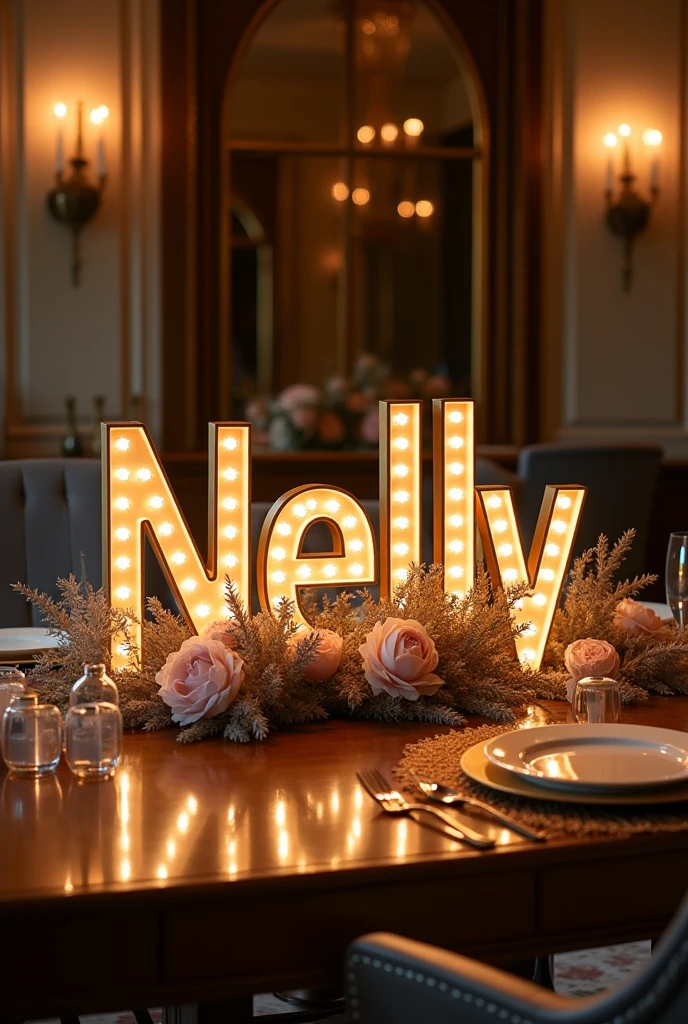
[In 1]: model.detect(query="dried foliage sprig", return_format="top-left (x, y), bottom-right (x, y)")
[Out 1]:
top-left (544, 531), bottom-right (688, 700)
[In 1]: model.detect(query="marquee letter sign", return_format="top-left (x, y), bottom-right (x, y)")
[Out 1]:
top-left (379, 400), bottom-right (422, 598)
top-left (103, 421), bottom-right (250, 668)
top-left (476, 484), bottom-right (586, 669)
top-left (256, 485), bottom-right (376, 627)
top-left (103, 405), bottom-right (587, 668)
top-left (433, 398), bottom-right (475, 599)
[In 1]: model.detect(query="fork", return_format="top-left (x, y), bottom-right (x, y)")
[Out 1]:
top-left (410, 775), bottom-right (546, 843)
top-left (357, 769), bottom-right (494, 849)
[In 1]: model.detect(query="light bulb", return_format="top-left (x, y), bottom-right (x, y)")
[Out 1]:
top-left (136, 468), bottom-right (152, 481)
top-left (394, 437), bottom-right (409, 450)
top-left (448, 540), bottom-right (464, 554)
top-left (171, 552), bottom-right (186, 565)
top-left (448, 488), bottom-right (464, 501)
top-left (545, 543), bottom-right (560, 557)
top-left (272, 570), bottom-right (286, 584)
top-left (448, 410), bottom-right (463, 423)
top-left (551, 519), bottom-right (567, 534)
top-left (357, 125), bottom-right (375, 144)
top-left (502, 568), bottom-right (519, 582)
top-left (272, 547), bottom-right (286, 561)
top-left (116, 586), bottom-right (131, 600)
top-left (352, 187), bottom-right (370, 205)
top-left (397, 200), bottom-right (414, 218)
top-left (276, 523), bottom-right (291, 536)
top-left (643, 128), bottom-right (662, 146)
top-left (618, 123), bottom-right (631, 137)
top-left (493, 519), bottom-right (508, 533)
top-left (223, 554), bottom-right (238, 568)
top-left (448, 515), bottom-right (463, 528)
top-left (115, 557), bottom-right (131, 571)
top-left (350, 539), bottom-right (364, 552)
top-left (159, 522), bottom-right (173, 536)
top-left (603, 132), bottom-right (617, 148)
top-left (195, 604), bottom-right (210, 618)
top-left (222, 437), bottom-right (238, 450)
top-left (115, 468), bottom-right (130, 481)
top-left (403, 117), bottom-right (424, 137)
top-left (323, 563), bottom-right (337, 578)
top-left (394, 464), bottom-right (409, 478)
top-left (394, 516), bottom-right (409, 529)
top-left (115, 527), bottom-right (130, 541)
top-left (447, 435), bottom-right (464, 449)
top-left (223, 468), bottom-right (238, 481)
top-left (182, 578), bottom-right (197, 592)
top-left (350, 562), bottom-right (364, 575)
top-left (394, 490), bottom-right (409, 503)
top-left (486, 495), bottom-right (502, 509)
top-left (449, 462), bottom-right (463, 476)
top-left (332, 182), bottom-right (349, 202)
top-left (541, 568), bottom-right (555, 582)
top-left (415, 200), bottom-right (434, 218)
top-left (223, 526), bottom-right (238, 539)
top-left (380, 122), bottom-right (398, 142)
top-left (324, 499), bottom-right (340, 513)
top-left (342, 515), bottom-right (357, 529)
top-left (54, 102), bottom-right (67, 118)
top-left (394, 543), bottom-right (409, 556)
top-left (306, 499), bottom-right (317, 510)
top-left (498, 543), bottom-right (513, 556)
top-left (149, 495), bottom-right (164, 509)
top-left (114, 497), bottom-right (130, 511)
top-left (533, 593), bottom-right (547, 606)
top-left (556, 496), bottom-right (572, 509)
top-left (393, 412), bottom-right (409, 426)
top-left (293, 504), bottom-right (307, 518)
top-left (296, 565), bottom-right (312, 580)
top-left (448, 566), bottom-right (464, 579)
top-left (222, 498), bottom-right (238, 511)
top-left (396, 568), bottom-right (409, 581)
top-left (115, 437), bottom-right (130, 451)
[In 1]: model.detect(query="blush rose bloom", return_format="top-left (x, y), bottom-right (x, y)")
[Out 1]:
top-left (564, 638), bottom-right (620, 703)
top-left (614, 598), bottom-right (671, 639)
top-left (300, 629), bottom-right (343, 682)
top-left (359, 617), bottom-right (443, 701)
top-left (199, 619), bottom-right (238, 649)
top-left (156, 637), bottom-right (244, 726)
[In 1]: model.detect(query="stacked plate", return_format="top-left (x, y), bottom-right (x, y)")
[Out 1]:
top-left (0, 627), bottom-right (60, 665)
top-left (461, 724), bottom-right (688, 805)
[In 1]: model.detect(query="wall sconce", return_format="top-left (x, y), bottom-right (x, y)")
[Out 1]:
top-left (47, 101), bottom-right (108, 286)
top-left (603, 123), bottom-right (661, 291)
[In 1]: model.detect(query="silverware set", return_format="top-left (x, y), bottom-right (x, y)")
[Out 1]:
top-left (357, 768), bottom-right (546, 848)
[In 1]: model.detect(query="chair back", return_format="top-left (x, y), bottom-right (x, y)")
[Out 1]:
top-left (517, 444), bottom-right (662, 580)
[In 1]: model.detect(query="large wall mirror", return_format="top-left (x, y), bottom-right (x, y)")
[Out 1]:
top-left (222, 0), bottom-right (485, 419)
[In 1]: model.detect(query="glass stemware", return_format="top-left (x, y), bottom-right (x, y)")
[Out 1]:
top-left (666, 532), bottom-right (688, 629)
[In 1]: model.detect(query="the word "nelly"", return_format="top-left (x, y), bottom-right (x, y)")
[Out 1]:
top-left (103, 400), bottom-right (585, 671)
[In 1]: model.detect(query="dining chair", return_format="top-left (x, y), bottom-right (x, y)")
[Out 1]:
top-left (517, 444), bottom-right (662, 580)
top-left (346, 890), bottom-right (688, 1023)
top-left (0, 458), bottom-right (172, 627)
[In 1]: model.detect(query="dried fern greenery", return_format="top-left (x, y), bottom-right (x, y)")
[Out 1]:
top-left (14, 531), bottom-right (688, 744)
top-left (543, 531), bottom-right (688, 701)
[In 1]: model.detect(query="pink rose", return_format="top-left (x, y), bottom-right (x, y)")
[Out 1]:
top-left (359, 407), bottom-right (380, 445)
top-left (564, 638), bottom-right (620, 703)
top-left (199, 619), bottom-right (238, 649)
top-left (156, 637), bottom-right (244, 726)
top-left (614, 599), bottom-right (671, 639)
top-left (359, 617), bottom-right (443, 701)
top-left (300, 629), bottom-right (343, 681)
top-left (290, 406), bottom-right (317, 431)
top-left (278, 383), bottom-right (321, 413)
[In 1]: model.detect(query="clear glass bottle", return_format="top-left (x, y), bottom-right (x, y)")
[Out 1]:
top-left (70, 663), bottom-right (119, 707)
top-left (2, 692), bottom-right (62, 776)
top-left (65, 702), bottom-right (122, 779)
top-left (0, 668), bottom-right (25, 749)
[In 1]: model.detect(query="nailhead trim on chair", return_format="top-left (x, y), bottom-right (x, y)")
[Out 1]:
top-left (347, 939), bottom-right (688, 1024)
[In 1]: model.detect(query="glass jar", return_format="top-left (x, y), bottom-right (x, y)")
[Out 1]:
top-left (64, 701), bottom-right (122, 779)
top-left (70, 663), bottom-right (119, 708)
top-left (2, 692), bottom-right (62, 776)
top-left (574, 675), bottom-right (621, 724)
top-left (0, 668), bottom-right (25, 749)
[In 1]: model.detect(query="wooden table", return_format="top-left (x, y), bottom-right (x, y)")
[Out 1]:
top-left (3, 700), bottom-right (688, 1022)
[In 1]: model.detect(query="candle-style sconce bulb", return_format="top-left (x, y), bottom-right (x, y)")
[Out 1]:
top-left (46, 100), bottom-right (107, 287)
top-left (603, 123), bottom-right (661, 292)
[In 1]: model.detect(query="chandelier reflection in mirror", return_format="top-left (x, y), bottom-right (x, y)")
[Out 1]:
top-left (224, 0), bottom-right (484, 412)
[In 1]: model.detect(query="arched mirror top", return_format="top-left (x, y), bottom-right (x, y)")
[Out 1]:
top-left (226, 0), bottom-right (484, 150)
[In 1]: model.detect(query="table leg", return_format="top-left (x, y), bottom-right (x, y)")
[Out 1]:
top-left (163, 997), bottom-right (254, 1023)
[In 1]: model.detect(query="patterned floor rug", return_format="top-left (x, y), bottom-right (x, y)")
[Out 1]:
top-left (27, 940), bottom-right (653, 1023)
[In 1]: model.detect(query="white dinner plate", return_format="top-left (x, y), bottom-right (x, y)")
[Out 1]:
top-left (0, 627), bottom-right (61, 663)
top-left (461, 740), bottom-right (688, 806)
top-left (484, 724), bottom-right (688, 794)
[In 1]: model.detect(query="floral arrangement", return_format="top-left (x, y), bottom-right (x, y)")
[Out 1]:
top-left (13, 530), bottom-right (688, 744)
top-left (246, 353), bottom-right (457, 451)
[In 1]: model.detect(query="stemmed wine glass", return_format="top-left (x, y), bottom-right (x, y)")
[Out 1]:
top-left (666, 532), bottom-right (688, 629)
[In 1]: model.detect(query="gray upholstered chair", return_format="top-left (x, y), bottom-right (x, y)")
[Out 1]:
top-left (517, 444), bottom-right (662, 580)
top-left (346, 896), bottom-right (688, 1023)
top-left (0, 458), bottom-right (171, 627)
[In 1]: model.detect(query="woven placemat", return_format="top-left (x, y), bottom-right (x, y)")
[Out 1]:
top-left (394, 724), bottom-right (688, 839)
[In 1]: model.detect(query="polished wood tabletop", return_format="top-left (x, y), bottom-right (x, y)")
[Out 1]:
top-left (3, 699), bottom-right (688, 1021)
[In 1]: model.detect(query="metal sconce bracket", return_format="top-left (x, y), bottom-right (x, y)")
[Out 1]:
top-left (46, 102), bottom-right (105, 287)
top-left (605, 172), bottom-right (658, 292)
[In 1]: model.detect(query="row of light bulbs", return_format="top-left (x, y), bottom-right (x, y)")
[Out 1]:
top-left (54, 101), bottom-right (109, 126)
top-left (602, 123), bottom-right (662, 149)
top-left (356, 117), bottom-right (424, 145)
top-left (330, 182), bottom-right (434, 217)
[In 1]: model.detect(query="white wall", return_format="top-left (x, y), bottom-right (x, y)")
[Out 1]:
top-left (0, 0), bottom-right (160, 457)
top-left (543, 0), bottom-right (688, 456)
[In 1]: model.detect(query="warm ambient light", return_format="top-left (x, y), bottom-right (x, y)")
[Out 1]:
top-left (618, 123), bottom-right (631, 137)
top-left (476, 485), bottom-right (586, 670)
top-left (415, 200), bottom-right (434, 218)
top-left (54, 102), bottom-right (67, 118)
top-left (397, 201), bottom-right (414, 218)
top-left (403, 118), bottom-right (424, 137)
top-left (89, 105), bottom-right (109, 125)
top-left (380, 123), bottom-right (398, 142)
top-left (643, 128), bottom-right (662, 146)
top-left (332, 182), bottom-right (349, 201)
top-left (352, 188), bottom-right (370, 205)
top-left (257, 485), bottom-right (376, 626)
top-left (603, 132), bottom-right (617, 148)
top-left (433, 399), bottom-right (474, 600)
top-left (357, 125), bottom-right (375, 144)
top-left (105, 422), bottom-right (250, 666)
top-left (380, 401), bottom-right (422, 598)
